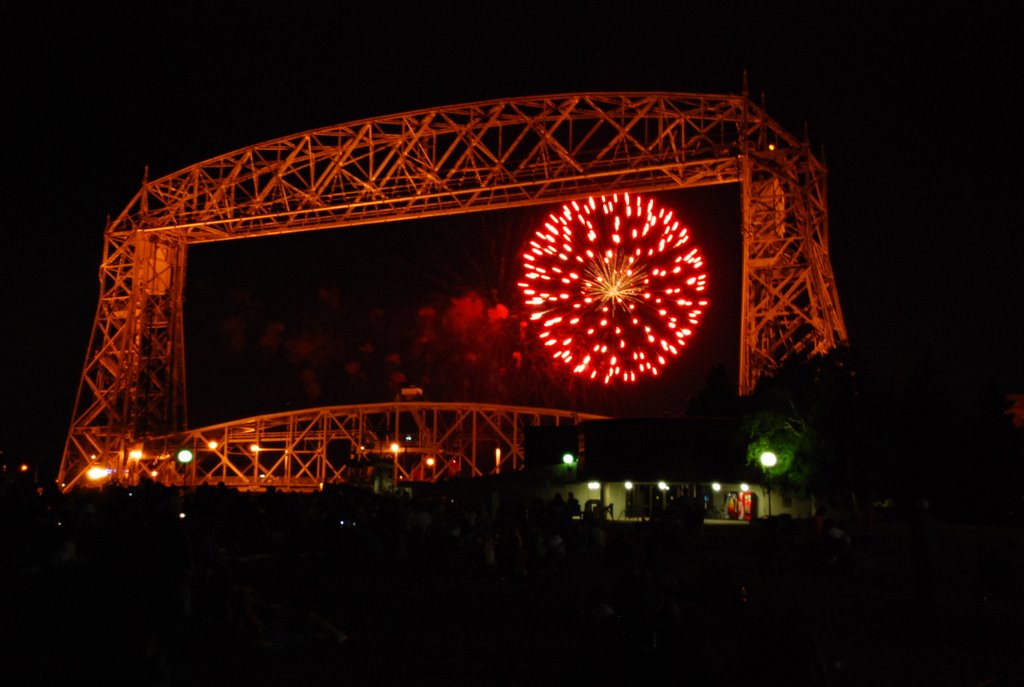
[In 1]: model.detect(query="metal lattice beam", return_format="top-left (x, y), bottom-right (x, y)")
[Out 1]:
top-left (59, 91), bottom-right (847, 491)
top-left (121, 403), bottom-right (600, 491)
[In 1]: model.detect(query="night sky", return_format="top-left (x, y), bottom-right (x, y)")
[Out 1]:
top-left (3, 3), bottom-right (1022, 475)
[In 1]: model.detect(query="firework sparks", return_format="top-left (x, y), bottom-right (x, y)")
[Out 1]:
top-left (517, 193), bottom-right (709, 384)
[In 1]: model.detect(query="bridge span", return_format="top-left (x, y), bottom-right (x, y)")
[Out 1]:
top-left (59, 90), bottom-right (847, 491)
top-left (81, 401), bottom-right (606, 492)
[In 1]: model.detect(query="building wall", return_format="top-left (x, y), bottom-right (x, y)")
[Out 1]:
top-left (527, 467), bottom-right (814, 522)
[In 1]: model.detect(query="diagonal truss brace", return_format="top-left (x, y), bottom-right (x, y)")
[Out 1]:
top-left (59, 91), bottom-right (847, 491)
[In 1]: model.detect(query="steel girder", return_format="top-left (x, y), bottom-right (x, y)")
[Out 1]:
top-left (120, 402), bottom-right (602, 491)
top-left (59, 91), bottom-right (847, 491)
top-left (61, 231), bottom-right (189, 489)
top-left (739, 140), bottom-right (848, 394)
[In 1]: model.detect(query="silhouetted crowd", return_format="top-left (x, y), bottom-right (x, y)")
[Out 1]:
top-left (1, 476), bottom-right (740, 685)
top-left (4, 473), bottom-right (1022, 686)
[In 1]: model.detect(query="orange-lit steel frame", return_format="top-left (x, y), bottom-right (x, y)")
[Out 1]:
top-left (121, 403), bottom-right (603, 493)
top-left (58, 90), bottom-right (847, 492)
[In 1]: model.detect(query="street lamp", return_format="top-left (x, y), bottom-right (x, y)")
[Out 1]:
top-left (759, 451), bottom-right (777, 516)
top-left (562, 453), bottom-right (575, 480)
top-left (391, 442), bottom-right (400, 489)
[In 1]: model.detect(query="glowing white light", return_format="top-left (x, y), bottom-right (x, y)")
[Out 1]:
top-left (86, 466), bottom-right (111, 481)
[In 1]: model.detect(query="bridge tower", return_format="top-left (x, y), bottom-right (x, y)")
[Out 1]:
top-left (58, 91), bottom-right (846, 491)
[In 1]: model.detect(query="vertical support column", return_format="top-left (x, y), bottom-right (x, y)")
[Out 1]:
top-left (739, 138), bottom-right (846, 396)
top-left (59, 226), bottom-right (188, 490)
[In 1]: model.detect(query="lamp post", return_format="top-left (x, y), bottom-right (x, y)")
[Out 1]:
top-left (177, 448), bottom-right (194, 489)
top-left (759, 451), bottom-right (777, 517)
top-left (562, 453), bottom-right (575, 480)
top-left (391, 442), bottom-right (400, 490)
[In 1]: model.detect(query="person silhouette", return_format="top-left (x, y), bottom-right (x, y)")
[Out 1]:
top-left (565, 492), bottom-right (581, 520)
top-left (548, 492), bottom-right (566, 525)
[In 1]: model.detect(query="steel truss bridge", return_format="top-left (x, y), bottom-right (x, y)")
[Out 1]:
top-left (128, 402), bottom-right (603, 493)
top-left (59, 89), bottom-right (847, 492)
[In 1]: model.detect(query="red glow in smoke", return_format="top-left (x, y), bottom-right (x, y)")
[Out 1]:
top-left (517, 193), bottom-right (709, 384)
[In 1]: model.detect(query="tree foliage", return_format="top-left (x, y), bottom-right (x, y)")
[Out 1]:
top-left (686, 363), bottom-right (743, 417)
top-left (740, 346), bottom-right (877, 512)
top-left (740, 345), bottom-right (1024, 525)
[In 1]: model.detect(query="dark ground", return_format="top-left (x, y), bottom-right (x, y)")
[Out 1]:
top-left (4, 486), bottom-right (1024, 687)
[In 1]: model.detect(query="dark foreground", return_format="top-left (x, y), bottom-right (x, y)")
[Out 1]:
top-left (3, 483), bottom-right (1024, 686)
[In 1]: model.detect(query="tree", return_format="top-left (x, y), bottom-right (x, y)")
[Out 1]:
top-left (956, 379), bottom-right (1024, 524)
top-left (686, 363), bottom-right (743, 417)
top-left (740, 346), bottom-right (882, 519)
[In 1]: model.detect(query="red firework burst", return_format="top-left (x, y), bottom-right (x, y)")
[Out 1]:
top-left (517, 193), bottom-right (709, 384)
